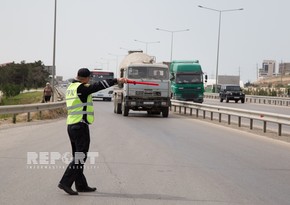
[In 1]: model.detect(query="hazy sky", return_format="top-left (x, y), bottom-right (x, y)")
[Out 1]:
top-left (1, 0), bottom-right (289, 83)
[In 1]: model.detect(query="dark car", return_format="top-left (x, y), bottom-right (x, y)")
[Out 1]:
top-left (219, 84), bottom-right (245, 103)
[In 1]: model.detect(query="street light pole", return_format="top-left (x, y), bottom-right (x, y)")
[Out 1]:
top-left (198, 5), bottom-right (243, 93)
top-left (51, 0), bottom-right (57, 101)
top-left (120, 47), bottom-right (130, 52)
top-left (134, 39), bottom-right (160, 54)
top-left (108, 53), bottom-right (123, 77)
top-left (95, 62), bottom-right (103, 69)
top-left (156, 28), bottom-right (189, 61)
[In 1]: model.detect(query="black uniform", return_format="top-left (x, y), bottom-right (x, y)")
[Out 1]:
top-left (59, 78), bottom-right (117, 193)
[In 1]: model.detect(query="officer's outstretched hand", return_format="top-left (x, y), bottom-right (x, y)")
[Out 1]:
top-left (118, 78), bottom-right (128, 84)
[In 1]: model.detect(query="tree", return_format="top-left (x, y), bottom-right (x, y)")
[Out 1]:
top-left (0, 61), bottom-right (50, 97)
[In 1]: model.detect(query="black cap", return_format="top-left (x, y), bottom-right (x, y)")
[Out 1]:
top-left (77, 68), bottom-right (91, 77)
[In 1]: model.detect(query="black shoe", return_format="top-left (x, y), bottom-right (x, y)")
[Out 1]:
top-left (58, 183), bottom-right (78, 195)
top-left (76, 186), bottom-right (97, 192)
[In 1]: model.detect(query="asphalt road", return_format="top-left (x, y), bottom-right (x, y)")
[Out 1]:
top-left (204, 98), bottom-right (290, 115)
top-left (1, 101), bottom-right (290, 204)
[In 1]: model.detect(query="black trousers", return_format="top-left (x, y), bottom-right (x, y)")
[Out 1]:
top-left (59, 122), bottom-right (90, 189)
top-left (44, 95), bottom-right (51, 102)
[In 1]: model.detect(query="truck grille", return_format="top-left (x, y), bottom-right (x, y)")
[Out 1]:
top-left (135, 90), bottom-right (161, 97)
top-left (182, 93), bottom-right (194, 99)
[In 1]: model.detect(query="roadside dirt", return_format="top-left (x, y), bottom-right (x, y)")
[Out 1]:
top-left (0, 108), bottom-right (67, 129)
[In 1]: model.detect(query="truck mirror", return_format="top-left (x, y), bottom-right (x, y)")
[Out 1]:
top-left (205, 74), bottom-right (208, 82)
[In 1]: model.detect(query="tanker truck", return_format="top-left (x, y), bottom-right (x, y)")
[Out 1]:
top-left (113, 51), bottom-right (171, 117)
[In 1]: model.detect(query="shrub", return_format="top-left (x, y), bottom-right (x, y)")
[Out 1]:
top-left (2, 84), bottom-right (22, 97)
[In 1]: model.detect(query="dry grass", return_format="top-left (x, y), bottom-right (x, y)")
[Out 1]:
top-left (0, 108), bottom-right (67, 127)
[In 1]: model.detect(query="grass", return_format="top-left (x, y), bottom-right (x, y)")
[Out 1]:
top-left (0, 91), bottom-right (43, 105)
top-left (0, 91), bottom-right (66, 124)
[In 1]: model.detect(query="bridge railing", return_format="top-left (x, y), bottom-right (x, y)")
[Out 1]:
top-left (171, 99), bottom-right (290, 136)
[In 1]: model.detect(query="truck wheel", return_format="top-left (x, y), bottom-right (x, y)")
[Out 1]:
top-left (162, 107), bottom-right (169, 118)
top-left (122, 103), bottom-right (129, 116)
top-left (226, 97), bottom-right (229, 103)
top-left (116, 103), bottom-right (122, 114)
top-left (241, 99), bottom-right (245, 103)
top-left (220, 98), bottom-right (223, 102)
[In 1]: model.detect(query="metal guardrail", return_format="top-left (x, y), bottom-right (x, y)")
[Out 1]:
top-left (2, 94), bottom-right (290, 136)
top-left (171, 99), bottom-right (290, 136)
top-left (0, 101), bottom-right (66, 123)
top-left (205, 93), bottom-right (290, 106)
top-left (0, 86), bottom-right (66, 124)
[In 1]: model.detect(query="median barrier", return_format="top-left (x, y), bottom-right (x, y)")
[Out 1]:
top-left (171, 99), bottom-right (290, 136)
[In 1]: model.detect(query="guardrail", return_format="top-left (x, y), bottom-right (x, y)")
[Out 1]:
top-left (205, 93), bottom-right (290, 106)
top-left (2, 96), bottom-right (290, 136)
top-left (0, 101), bottom-right (66, 123)
top-left (171, 99), bottom-right (290, 136)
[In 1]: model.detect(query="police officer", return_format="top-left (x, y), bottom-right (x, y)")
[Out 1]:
top-left (58, 68), bottom-right (127, 195)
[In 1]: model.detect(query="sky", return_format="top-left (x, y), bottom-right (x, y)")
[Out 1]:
top-left (1, 0), bottom-right (290, 83)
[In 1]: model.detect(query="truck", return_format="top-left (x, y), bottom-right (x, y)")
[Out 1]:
top-left (113, 51), bottom-right (171, 117)
top-left (169, 60), bottom-right (207, 103)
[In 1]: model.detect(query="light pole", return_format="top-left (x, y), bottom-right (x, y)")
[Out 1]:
top-left (120, 47), bottom-right (133, 54)
top-left (100, 58), bottom-right (117, 72)
top-left (95, 62), bottom-right (103, 69)
top-left (120, 47), bottom-right (129, 51)
top-left (134, 39), bottom-right (160, 54)
top-left (108, 53), bottom-right (124, 77)
top-left (198, 5), bottom-right (243, 93)
top-left (156, 28), bottom-right (189, 61)
top-left (52, 0), bottom-right (57, 101)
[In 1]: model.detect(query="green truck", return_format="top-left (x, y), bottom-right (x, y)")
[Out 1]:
top-left (169, 60), bottom-right (207, 103)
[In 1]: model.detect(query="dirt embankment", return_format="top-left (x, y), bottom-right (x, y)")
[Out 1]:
top-left (0, 108), bottom-right (67, 128)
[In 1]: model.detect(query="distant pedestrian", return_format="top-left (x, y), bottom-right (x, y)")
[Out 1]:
top-left (43, 82), bottom-right (53, 102)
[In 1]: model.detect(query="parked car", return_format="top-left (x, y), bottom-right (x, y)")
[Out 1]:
top-left (219, 84), bottom-right (245, 103)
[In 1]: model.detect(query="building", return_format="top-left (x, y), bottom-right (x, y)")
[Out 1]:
top-left (218, 75), bottom-right (240, 85)
top-left (44, 65), bottom-right (54, 75)
top-left (258, 60), bottom-right (276, 79)
top-left (279, 62), bottom-right (290, 75)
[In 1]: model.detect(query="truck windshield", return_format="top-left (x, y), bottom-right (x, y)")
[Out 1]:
top-left (128, 67), bottom-right (168, 80)
top-left (176, 74), bottom-right (202, 84)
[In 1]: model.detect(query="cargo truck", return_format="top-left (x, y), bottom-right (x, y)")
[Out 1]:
top-left (113, 51), bottom-right (171, 117)
top-left (169, 60), bottom-right (207, 103)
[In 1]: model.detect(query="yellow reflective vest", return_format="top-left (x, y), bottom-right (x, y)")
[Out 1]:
top-left (66, 82), bottom-right (94, 125)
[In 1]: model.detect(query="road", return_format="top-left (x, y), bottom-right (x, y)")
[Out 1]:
top-left (1, 101), bottom-right (290, 204)
top-left (201, 98), bottom-right (290, 136)
top-left (204, 98), bottom-right (290, 115)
